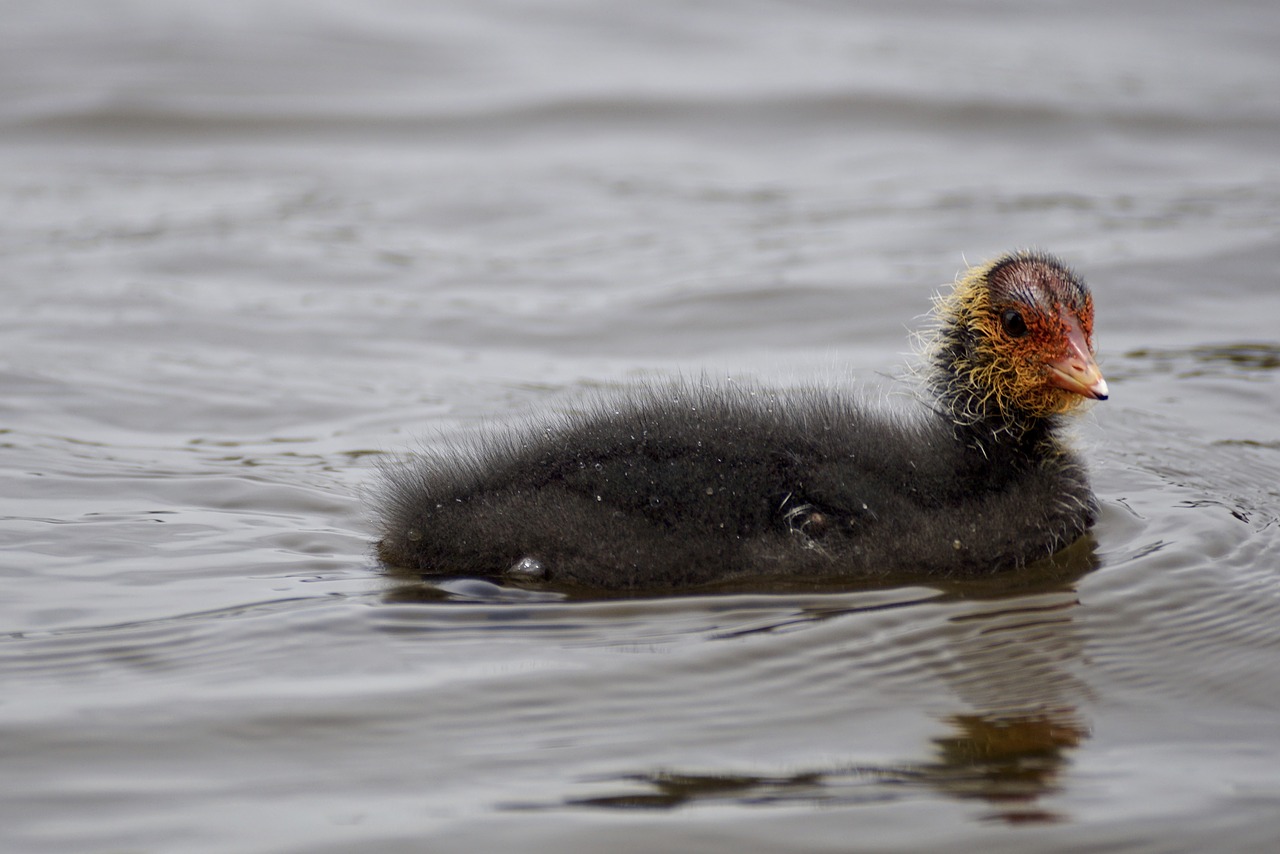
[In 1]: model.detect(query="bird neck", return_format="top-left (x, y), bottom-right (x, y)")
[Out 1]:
top-left (929, 354), bottom-right (1058, 453)
top-left (926, 282), bottom-right (1062, 458)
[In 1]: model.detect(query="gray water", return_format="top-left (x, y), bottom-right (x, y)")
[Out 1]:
top-left (3, 1), bottom-right (1280, 851)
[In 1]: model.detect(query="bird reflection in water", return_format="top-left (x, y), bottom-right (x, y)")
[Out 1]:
top-left (926, 710), bottom-right (1087, 824)
top-left (555, 708), bottom-right (1086, 824)
top-left (542, 544), bottom-right (1097, 822)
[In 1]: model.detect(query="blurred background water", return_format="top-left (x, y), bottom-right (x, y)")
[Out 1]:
top-left (2, 1), bottom-right (1279, 852)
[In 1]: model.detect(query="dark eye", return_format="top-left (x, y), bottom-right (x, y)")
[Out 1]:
top-left (1001, 308), bottom-right (1028, 338)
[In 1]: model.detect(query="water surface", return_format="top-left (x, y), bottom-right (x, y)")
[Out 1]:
top-left (3, 1), bottom-right (1280, 852)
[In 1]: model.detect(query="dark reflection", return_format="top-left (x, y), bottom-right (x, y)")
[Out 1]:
top-left (707, 535), bottom-right (1095, 641)
top-left (542, 708), bottom-right (1086, 822)
top-left (497, 535), bottom-right (1098, 822)
top-left (390, 520), bottom-right (1100, 824)
top-left (382, 583), bottom-right (454, 604)
top-left (563, 770), bottom-right (826, 811)
top-left (926, 710), bottom-right (1087, 823)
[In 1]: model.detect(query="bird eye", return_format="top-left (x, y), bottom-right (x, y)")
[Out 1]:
top-left (1001, 308), bottom-right (1028, 338)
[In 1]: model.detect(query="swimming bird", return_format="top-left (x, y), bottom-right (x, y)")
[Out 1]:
top-left (375, 251), bottom-right (1107, 590)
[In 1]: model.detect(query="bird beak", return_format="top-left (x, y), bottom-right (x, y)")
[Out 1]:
top-left (1047, 314), bottom-right (1109, 400)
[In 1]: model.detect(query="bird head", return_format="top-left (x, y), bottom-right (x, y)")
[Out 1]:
top-left (934, 252), bottom-right (1107, 424)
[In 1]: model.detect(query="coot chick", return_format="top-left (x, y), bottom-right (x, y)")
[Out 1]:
top-left (376, 251), bottom-right (1107, 590)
